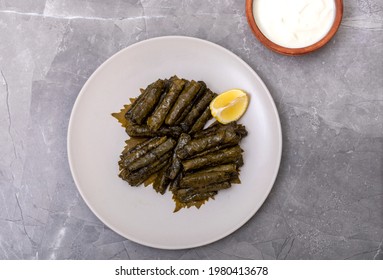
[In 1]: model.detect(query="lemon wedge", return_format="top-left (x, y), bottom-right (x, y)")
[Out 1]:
top-left (210, 89), bottom-right (249, 124)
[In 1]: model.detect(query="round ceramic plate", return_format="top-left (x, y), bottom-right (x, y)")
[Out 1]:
top-left (67, 36), bottom-right (282, 249)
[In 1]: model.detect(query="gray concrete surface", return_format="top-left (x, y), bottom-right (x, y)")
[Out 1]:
top-left (0, 0), bottom-right (382, 259)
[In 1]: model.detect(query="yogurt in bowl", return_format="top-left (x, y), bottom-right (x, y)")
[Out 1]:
top-left (246, 0), bottom-right (343, 55)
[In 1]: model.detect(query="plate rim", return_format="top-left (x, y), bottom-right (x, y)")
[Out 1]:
top-left (67, 35), bottom-right (283, 249)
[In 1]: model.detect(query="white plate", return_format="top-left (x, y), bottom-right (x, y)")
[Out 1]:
top-left (67, 36), bottom-right (282, 249)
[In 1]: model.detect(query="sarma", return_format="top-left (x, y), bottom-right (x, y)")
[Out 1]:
top-left (182, 145), bottom-right (243, 172)
top-left (166, 133), bottom-right (191, 180)
top-left (180, 171), bottom-right (231, 188)
top-left (177, 129), bottom-right (242, 159)
top-left (153, 163), bottom-right (171, 194)
top-left (126, 79), bottom-right (165, 125)
top-left (113, 76), bottom-right (248, 212)
top-left (180, 89), bottom-right (215, 131)
top-left (120, 151), bottom-right (172, 186)
top-left (165, 80), bottom-right (202, 126)
top-left (128, 138), bottom-right (177, 171)
top-left (147, 78), bottom-right (186, 131)
top-left (174, 81), bottom-right (207, 126)
top-left (120, 136), bottom-right (167, 167)
top-left (189, 106), bottom-right (212, 134)
top-left (125, 118), bottom-right (182, 138)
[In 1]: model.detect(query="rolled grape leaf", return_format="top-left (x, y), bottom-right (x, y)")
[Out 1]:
top-left (189, 106), bottom-right (212, 134)
top-left (165, 80), bottom-right (201, 126)
top-left (174, 81), bottom-right (207, 126)
top-left (147, 78), bottom-right (186, 131)
top-left (125, 118), bottom-right (182, 138)
top-left (126, 79), bottom-right (165, 125)
top-left (166, 133), bottom-right (191, 180)
top-left (182, 145), bottom-right (243, 172)
top-left (180, 89), bottom-right (215, 131)
top-left (120, 137), bottom-right (148, 155)
top-left (120, 136), bottom-right (167, 168)
top-left (153, 163), bottom-right (171, 195)
top-left (120, 151), bottom-right (172, 186)
top-left (128, 138), bottom-right (177, 171)
top-left (176, 182), bottom-right (231, 197)
top-left (180, 171), bottom-right (231, 188)
top-left (169, 172), bottom-right (182, 192)
top-left (201, 163), bottom-right (238, 174)
top-left (177, 129), bottom-right (241, 159)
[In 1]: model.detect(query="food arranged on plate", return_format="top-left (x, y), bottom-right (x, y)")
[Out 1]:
top-left (112, 76), bottom-right (249, 212)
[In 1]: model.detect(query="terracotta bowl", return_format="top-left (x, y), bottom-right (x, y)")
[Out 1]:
top-left (246, 0), bottom-right (343, 55)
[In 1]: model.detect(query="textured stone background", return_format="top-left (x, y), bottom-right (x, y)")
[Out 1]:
top-left (0, 0), bottom-right (382, 259)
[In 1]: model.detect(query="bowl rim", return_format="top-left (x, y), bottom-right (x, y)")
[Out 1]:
top-left (246, 0), bottom-right (344, 55)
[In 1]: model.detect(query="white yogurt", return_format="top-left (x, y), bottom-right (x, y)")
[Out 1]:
top-left (253, 0), bottom-right (336, 48)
